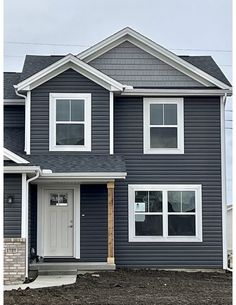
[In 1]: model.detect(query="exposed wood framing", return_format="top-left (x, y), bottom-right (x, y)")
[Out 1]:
top-left (107, 181), bottom-right (115, 264)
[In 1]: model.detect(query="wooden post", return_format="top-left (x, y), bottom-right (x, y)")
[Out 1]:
top-left (107, 181), bottom-right (115, 264)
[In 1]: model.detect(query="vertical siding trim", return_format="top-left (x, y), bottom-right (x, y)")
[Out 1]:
top-left (221, 95), bottom-right (227, 269)
top-left (25, 91), bottom-right (31, 154)
top-left (109, 92), bottom-right (114, 154)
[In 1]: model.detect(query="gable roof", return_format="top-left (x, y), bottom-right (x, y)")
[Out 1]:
top-left (14, 54), bottom-right (125, 92)
top-left (4, 72), bottom-right (22, 100)
top-left (78, 27), bottom-right (231, 90)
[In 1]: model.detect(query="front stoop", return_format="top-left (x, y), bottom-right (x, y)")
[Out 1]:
top-left (30, 262), bottom-right (116, 275)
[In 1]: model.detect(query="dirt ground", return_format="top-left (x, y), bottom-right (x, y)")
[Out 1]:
top-left (5, 269), bottom-right (232, 305)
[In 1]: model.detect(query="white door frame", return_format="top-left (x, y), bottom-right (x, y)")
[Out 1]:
top-left (37, 184), bottom-right (80, 259)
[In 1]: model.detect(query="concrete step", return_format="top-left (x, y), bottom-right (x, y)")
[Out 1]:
top-left (38, 269), bottom-right (77, 276)
top-left (31, 262), bottom-right (116, 272)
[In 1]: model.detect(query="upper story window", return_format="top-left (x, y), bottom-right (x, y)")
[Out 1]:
top-left (143, 98), bottom-right (184, 154)
top-left (49, 93), bottom-right (91, 151)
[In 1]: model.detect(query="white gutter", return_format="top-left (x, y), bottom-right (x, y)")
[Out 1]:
top-left (40, 172), bottom-right (127, 179)
top-left (122, 88), bottom-right (232, 96)
top-left (4, 166), bottom-right (41, 173)
top-left (23, 169), bottom-right (40, 279)
top-left (221, 93), bottom-right (227, 270)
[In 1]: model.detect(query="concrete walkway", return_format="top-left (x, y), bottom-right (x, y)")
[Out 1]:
top-left (4, 275), bottom-right (77, 291)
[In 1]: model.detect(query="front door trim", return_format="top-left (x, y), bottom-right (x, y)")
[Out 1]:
top-left (37, 184), bottom-right (80, 259)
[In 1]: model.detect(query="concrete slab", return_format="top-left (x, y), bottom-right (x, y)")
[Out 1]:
top-left (4, 275), bottom-right (77, 291)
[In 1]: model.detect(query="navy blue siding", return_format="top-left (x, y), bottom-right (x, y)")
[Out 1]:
top-left (114, 96), bottom-right (222, 268)
top-left (4, 105), bottom-right (25, 128)
top-left (4, 174), bottom-right (22, 237)
top-left (30, 69), bottom-right (110, 154)
top-left (29, 184), bottom-right (37, 255)
top-left (80, 185), bottom-right (107, 262)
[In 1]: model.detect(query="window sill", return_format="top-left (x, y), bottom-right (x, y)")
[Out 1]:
top-left (129, 236), bottom-right (202, 242)
top-left (143, 148), bottom-right (184, 154)
top-left (49, 145), bottom-right (91, 152)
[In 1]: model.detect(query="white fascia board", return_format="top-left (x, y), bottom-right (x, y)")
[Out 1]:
top-left (14, 54), bottom-right (124, 92)
top-left (40, 172), bottom-right (127, 179)
top-left (4, 166), bottom-right (41, 173)
top-left (122, 88), bottom-right (232, 96)
top-left (4, 99), bottom-right (25, 105)
top-left (4, 148), bottom-right (29, 164)
top-left (78, 27), bottom-right (231, 90)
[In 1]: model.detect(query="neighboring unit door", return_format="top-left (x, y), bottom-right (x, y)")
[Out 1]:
top-left (44, 189), bottom-right (74, 257)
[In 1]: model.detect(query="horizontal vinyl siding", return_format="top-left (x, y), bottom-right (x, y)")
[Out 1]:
top-left (4, 174), bottom-right (22, 237)
top-left (90, 41), bottom-right (204, 87)
top-left (80, 185), bottom-right (107, 262)
top-left (114, 96), bottom-right (222, 268)
top-left (31, 69), bottom-right (110, 154)
top-left (4, 105), bottom-right (25, 128)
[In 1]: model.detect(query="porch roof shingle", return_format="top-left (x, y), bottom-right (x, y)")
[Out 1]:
top-left (5, 154), bottom-right (126, 173)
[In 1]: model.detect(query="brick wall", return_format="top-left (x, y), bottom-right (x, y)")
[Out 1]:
top-left (4, 238), bottom-right (26, 284)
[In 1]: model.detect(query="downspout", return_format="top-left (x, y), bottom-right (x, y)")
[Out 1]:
top-left (221, 93), bottom-right (231, 272)
top-left (223, 93), bottom-right (233, 272)
top-left (25, 169), bottom-right (40, 279)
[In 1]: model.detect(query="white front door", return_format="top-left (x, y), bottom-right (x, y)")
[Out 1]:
top-left (44, 189), bottom-right (74, 257)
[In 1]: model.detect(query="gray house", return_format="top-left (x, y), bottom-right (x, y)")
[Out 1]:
top-left (3, 27), bottom-right (232, 284)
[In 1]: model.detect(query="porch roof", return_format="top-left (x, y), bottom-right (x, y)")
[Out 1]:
top-left (4, 154), bottom-right (126, 174)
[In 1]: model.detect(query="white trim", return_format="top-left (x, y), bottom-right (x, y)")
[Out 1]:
top-left (25, 91), bottom-right (31, 154)
top-left (4, 99), bottom-right (25, 105)
top-left (78, 27), bottom-right (231, 90)
top-left (221, 96), bottom-right (227, 269)
top-left (49, 93), bottom-right (91, 152)
top-left (40, 172), bottom-right (127, 179)
top-left (122, 88), bottom-right (232, 96)
top-left (128, 184), bottom-right (202, 242)
top-left (14, 54), bottom-right (124, 92)
top-left (37, 184), bottom-right (80, 258)
top-left (4, 148), bottom-right (29, 164)
top-left (21, 174), bottom-right (27, 238)
top-left (4, 166), bottom-right (41, 173)
top-left (143, 98), bottom-right (184, 154)
top-left (109, 92), bottom-right (114, 154)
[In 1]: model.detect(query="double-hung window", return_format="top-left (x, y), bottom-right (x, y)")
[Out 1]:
top-left (128, 184), bottom-right (202, 242)
top-left (49, 93), bottom-right (91, 151)
top-left (143, 98), bottom-right (184, 154)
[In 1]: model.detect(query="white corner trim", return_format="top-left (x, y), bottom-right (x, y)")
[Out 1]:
top-left (109, 92), bottom-right (114, 154)
top-left (143, 98), bottom-right (184, 154)
top-left (78, 27), bottom-right (231, 90)
top-left (221, 96), bottom-right (227, 269)
top-left (4, 148), bottom-right (29, 164)
top-left (21, 174), bottom-right (27, 238)
top-left (128, 184), bottom-right (202, 243)
top-left (4, 99), bottom-right (25, 105)
top-left (14, 54), bottom-right (124, 92)
top-left (25, 91), bottom-right (31, 154)
top-left (49, 93), bottom-right (92, 152)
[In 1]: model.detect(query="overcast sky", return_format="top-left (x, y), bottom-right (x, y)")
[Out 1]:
top-left (4, 0), bottom-right (232, 202)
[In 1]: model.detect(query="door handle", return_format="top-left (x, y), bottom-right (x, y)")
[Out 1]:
top-left (68, 225), bottom-right (73, 228)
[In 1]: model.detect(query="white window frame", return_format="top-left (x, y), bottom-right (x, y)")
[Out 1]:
top-left (143, 98), bottom-right (184, 154)
top-left (128, 184), bottom-right (202, 242)
top-left (49, 93), bottom-right (91, 151)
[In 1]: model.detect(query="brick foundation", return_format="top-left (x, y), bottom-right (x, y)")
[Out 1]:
top-left (4, 238), bottom-right (26, 285)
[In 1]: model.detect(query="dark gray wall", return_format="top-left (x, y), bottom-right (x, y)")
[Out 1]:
top-left (4, 174), bottom-right (22, 237)
top-left (30, 69), bottom-right (110, 154)
top-left (4, 105), bottom-right (25, 153)
top-left (29, 184), bottom-right (37, 255)
top-left (80, 185), bottom-right (108, 262)
top-left (90, 41), bottom-right (204, 88)
top-left (114, 96), bottom-right (222, 268)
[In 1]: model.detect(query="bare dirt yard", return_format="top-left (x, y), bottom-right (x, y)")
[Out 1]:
top-left (5, 269), bottom-right (232, 305)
